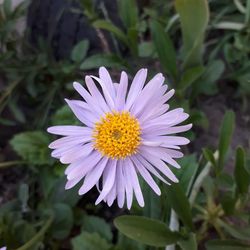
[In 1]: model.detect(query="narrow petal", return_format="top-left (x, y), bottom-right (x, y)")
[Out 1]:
top-left (47, 125), bottom-right (92, 136)
top-left (67, 150), bottom-right (102, 180)
top-left (139, 150), bottom-right (179, 183)
top-left (123, 159), bottom-right (134, 209)
top-left (130, 74), bottom-right (165, 116)
top-left (78, 157), bottom-right (109, 195)
top-left (99, 66), bottom-right (116, 99)
top-left (127, 158), bottom-right (144, 207)
top-left (115, 71), bottom-right (128, 111)
top-left (85, 76), bottom-right (110, 113)
top-left (139, 145), bottom-right (181, 168)
top-left (136, 154), bottom-right (170, 185)
top-left (65, 99), bottom-right (97, 127)
top-left (65, 175), bottom-right (82, 190)
top-left (60, 143), bottom-right (93, 164)
top-left (131, 155), bottom-right (161, 195)
top-left (91, 76), bottom-right (115, 109)
top-left (73, 82), bottom-right (104, 115)
top-left (95, 159), bottom-right (117, 205)
top-left (125, 69), bottom-right (147, 110)
top-left (49, 135), bottom-right (91, 149)
top-left (117, 160), bottom-right (126, 208)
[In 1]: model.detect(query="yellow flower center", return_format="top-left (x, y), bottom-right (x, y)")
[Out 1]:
top-left (93, 111), bottom-right (141, 159)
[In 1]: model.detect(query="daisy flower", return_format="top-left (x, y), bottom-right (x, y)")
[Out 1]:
top-left (47, 67), bottom-right (191, 209)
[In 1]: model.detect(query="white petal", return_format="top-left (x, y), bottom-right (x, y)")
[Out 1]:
top-left (115, 71), bottom-right (128, 111)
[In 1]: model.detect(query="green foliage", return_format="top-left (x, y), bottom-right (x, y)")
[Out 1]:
top-left (218, 111), bottom-right (235, 173)
top-left (151, 20), bottom-right (177, 80)
top-left (166, 184), bottom-right (194, 231)
top-left (10, 131), bottom-right (52, 165)
top-left (71, 232), bottom-right (111, 250)
top-left (234, 147), bottom-right (250, 195)
top-left (114, 215), bottom-right (182, 247)
top-left (71, 40), bottom-right (89, 63)
top-left (175, 0), bottom-right (209, 68)
top-left (1, 0), bottom-right (250, 249)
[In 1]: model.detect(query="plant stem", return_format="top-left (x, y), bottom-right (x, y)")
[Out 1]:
top-left (166, 210), bottom-right (179, 250)
top-left (15, 214), bottom-right (54, 250)
top-left (189, 151), bottom-right (219, 206)
top-left (0, 161), bottom-right (25, 169)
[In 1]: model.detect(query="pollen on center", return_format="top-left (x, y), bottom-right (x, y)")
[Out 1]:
top-left (92, 111), bottom-right (141, 159)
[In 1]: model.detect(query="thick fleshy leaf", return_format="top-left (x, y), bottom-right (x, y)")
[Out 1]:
top-left (175, 0), bottom-right (209, 68)
top-left (166, 184), bottom-right (194, 231)
top-left (71, 232), bottom-right (111, 250)
top-left (234, 147), bottom-right (250, 195)
top-left (178, 233), bottom-right (197, 250)
top-left (151, 20), bottom-right (177, 80)
top-left (114, 215), bottom-right (182, 247)
top-left (206, 240), bottom-right (250, 250)
top-left (218, 110), bottom-right (235, 173)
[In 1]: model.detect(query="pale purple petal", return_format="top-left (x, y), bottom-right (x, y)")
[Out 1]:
top-left (127, 158), bottom-right (144, 207)
top-left (99, 66), bottom-right (116, 99)
top-left (139, 150), bottom-right (179, 183)
top-left (123, 159), bottom-right (134, 209)
top-left (67, 150), bottom-right (102, 180)
top-left (47, 125), bottom-right (92, 136)
top-left (85, 76), bottom-right (110, 113)
top-left (91, 76), bottom-right (115, 109)
top-left (116, 160), bottom-right (126, 208)
top-left (78, 157), bottom-right (109, 195)
top-left (135, 154), bottom-right (170, 185)
top-left (95, 159), bottom-right (117, 205)
top-left (131, 155), bottom-right (161, 195)
top-left (125, 69), bottom-right (147, 110)
top-left (60, 143), bottom-right (93, 164)
top-left (115, 71), bottom-right (128, 111)
top-left (49, 135), bottom-right (91, 149)
top-left (73, 81), bottom-right (104, 115)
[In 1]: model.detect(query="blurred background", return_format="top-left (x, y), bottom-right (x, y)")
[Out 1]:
top-left (0, 0), bottom-right (250, 249)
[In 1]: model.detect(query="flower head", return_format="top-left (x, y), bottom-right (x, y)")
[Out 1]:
top-left (47, 67), bottom-right (191, 209)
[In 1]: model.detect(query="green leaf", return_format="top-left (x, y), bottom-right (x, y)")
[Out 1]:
top-left (92, 20), bottom-right (128, 45)
top-left (178, 233), bottom-right (197, 250)
top-left (218, 220), bottom-right (250, 241)
top-left (127, 27), bottom-right (138, 56)
top-left (51, 203), bottom-right (73, 239)
top-left (3, 0), bottom-right (12, 17)
top-left (18, 183), bottom-right (29, 212)
top-left (49, 177), bottom-right (81, 207)
top-left (138, 41), bottom-right (154, 58)
top-left (80, 54), bottom-right (127, 70)
top-left (82, 215), bottom-right (112, 242)
top-left (52, 105), bottom-right (78, 126)
top-left (178, 66), bottom-right (205, 90)
top-left (203, 148), bottom-right (217, 168)
top-left (166, 184), bottom-right (194, 230)
top-left (71, 40), bottom-right (89, 63)
top-left (175, 0), bottom-right (209, 68)
top-left (114, 215), bottom-right (182, 247)
top-left (234, 147), bottom-right (250, 195)
top-left (72, 232), bottom-right (111, 250)
top-left (10, 131), bottom-right (52, 165)
top-left (206, 239), bottom-right (250, 250)
top-left (117, 0), bottom-right (138, 29)
top-left (151, 20), bottom-right (177, 80)
top-left (195, 60), bottom-right (225, 96)
top-left (173, 154), bottom-right (199, 194)
top-left (218, 111), bottom-right (235, 173)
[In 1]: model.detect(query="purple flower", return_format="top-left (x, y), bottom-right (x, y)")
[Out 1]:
top-left (48, 67), bottom-right (191, 209)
